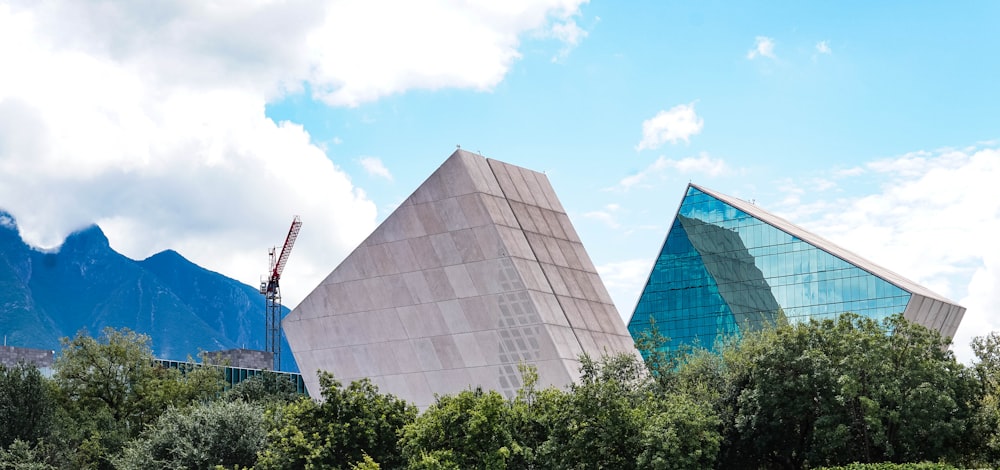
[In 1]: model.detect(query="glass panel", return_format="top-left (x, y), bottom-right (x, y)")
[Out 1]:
top-left (628, 186), bottom-right (913, 354)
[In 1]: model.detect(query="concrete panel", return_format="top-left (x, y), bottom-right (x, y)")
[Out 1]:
top-left (414, 202), bottom-right (447, 235)
top-left (524, 232), bottom-right (552, 264)
top-left (540, 262), bottom-right (569, 297)
top-left (496, 224), bottom-right (535, 260)
top-left (511, 256), bottom-right (550, 293)
top-left (438, 153), bottom-right (479, 199)
top-left (438, 299), bottom-right (471, 334)
top-left (481, 194), bottom-right (519, 228)
top-left (473, 225), bottom-right (505, 260)
top-left (344, 279), bottom-right (374, 312)
top-left (543, 235), bottom-right (569, 267)
top-left (413, 338), bottom-right (443, 370)
top-left (452, 228), bottom-right (486, 263)
top-left (373, 308), bottom-right (409, 342)
top-left (528, 290), bottom-right (572, 327)
top-left (507, 201), bottom-right (537, 233)
top-left (389, 340), bottom-right (423, 374)
top-left (452, 332), bottom-right (488, 367)
top-left (387, 240), bottom-right (420, 274)
top-left (460, 296), bottom-right (494, 331)
top-left (487, 159), bottom-right (523, 203)
top-left (403, 270), bottom-right (434, 304)
top-left (383, 274), bottom-right (415, 308)
top-left (531, 171), bottom-right (566, 213)
top-left (431, 335), bottom-right (466, 369)
top-left (423, 267), bottom-right (457, 302)
top-left (367, 243), bottom-right (397, 276)
top-left (525, 205), bottom-right (552, 237)
top-left (409, 236), bottom-right (442, 271)
top-left (362, 276), bottom-right (391, 311)
top-left (555, 212), bottom-right (583, 244)
top-left (466, 151), bottom-right (505, 197)
top-left (444, 264), bottom-right (477, 298)
top-left (506, 164), bottom-right (538, 206)
top-left (429, 232), bottom-right (463, 266)
top-left (426, 368), bottom-right (475, 397)
top-left (438, 197), bottom-right (469, 232)
top-left (458, 193), bottom-right (491, 228)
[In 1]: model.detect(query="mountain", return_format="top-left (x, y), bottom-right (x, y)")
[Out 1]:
top-left (0, 211), bottom-right (297, 372)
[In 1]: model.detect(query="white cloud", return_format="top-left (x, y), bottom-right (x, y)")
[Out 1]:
top-left (616, 153), bottom-right (731, 190)
top-left (596, 258), bottom-right (654, 320)
top-left (359, 156), bottom-right (393, 181)
top-left (549, 19), bottom-right (588, 62)
top-left (0, 0), bottom-right (590, 306)
top-left (308, 0), bottom-right (591, 106)
top-left (795, 146), bottom-right (1000, 363)
top-left (583, 203), bottom-right (622, 229)
top-left (636, 103), bottom-right (704, 151)
top-left (816, 40), bottom-right (831, 54)
top-left (747, 36), bottom-right (776, 60)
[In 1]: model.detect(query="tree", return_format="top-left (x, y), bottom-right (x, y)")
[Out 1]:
top-left (400, 388), bottom-right (528, 469)
top-left (534, 352), bottom-right (721, 470)
top-left (49, 327), bottom-right (224, 469)
top-left (0, 363), bottom-right (54, 448)
top-left (710, 314), bottom-right (978, 469)
top-left (115, 400), bottom-right (266, 470)
top-left (222, 371), bottom-right (301, 404)
top-left (972, 331), bottom-right (1000, 466)
top-left (257, 372), bottom-right (417, 469)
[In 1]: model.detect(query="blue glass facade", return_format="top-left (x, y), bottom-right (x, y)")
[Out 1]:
top-left (628, 185), bottom-right (912, 352)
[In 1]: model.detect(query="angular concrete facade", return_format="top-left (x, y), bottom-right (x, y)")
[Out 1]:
top-left (284, 150), bottom-right (638, 406)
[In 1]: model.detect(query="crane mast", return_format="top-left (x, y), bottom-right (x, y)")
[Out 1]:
top-left (260, 215), bottom-right (302, 370)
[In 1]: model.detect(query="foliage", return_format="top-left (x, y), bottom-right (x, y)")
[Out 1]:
top-left (816, 464), bottom-right (959, 470)
top-left (534, 352), bottom-right (721, 470)
top-left (257, 372), bottom-right (417, 470)
top-left (671, 314), bottom-right (979, 470)
top-left (48, 327), bottom-right (224, 469)
top-left (0, 440), bottom-right (55, 470)
top-left (0, 363), bottom-right (55, 448)
top-left (972, 331), bottom-right (1000, 466)
top-left (221, 371), bottom-right (301, 404)
top-left (114, 400), bottom-right (266, 470)
top-left (400, 388), bottom-right (527, 469)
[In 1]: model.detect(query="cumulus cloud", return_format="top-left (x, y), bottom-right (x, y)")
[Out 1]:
top-left (0, 0), bottom-right (590, 306)
top-left (616, 153), bottom-right (730, 191)
top-left (636, 103), bottom-right (704, 151)
top-left (747, 36), bottom-right (776, 60)
top-left (796, 146), bottom-right (1000, 363)
top-left (816, 40), bottom-right (832, 54)
top-left (359, 156), bottom-right (393, 181)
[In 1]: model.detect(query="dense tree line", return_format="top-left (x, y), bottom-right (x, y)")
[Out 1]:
top-left (1, 314), bottom-right (999, 469)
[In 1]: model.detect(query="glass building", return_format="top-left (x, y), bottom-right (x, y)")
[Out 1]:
top-left (628, 184), bottom-right (965, 352)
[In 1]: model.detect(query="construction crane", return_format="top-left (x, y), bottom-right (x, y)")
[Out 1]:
top-left (260, 215), bottom-right (302, 371)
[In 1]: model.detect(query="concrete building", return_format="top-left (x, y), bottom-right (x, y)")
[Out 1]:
top-left (0, 344), bottom-right (55, 369)
top-left (628, 184), bottom-right (966, 352)
top-left (201, 348), bottom-right (274, 370)
top-left (284, 150), bottom-right (638, 406)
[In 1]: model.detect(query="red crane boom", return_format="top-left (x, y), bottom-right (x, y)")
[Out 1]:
top-left (271, 215), bottom-right (302, 282)
top-left (261, 215), bottom-right (302, 371)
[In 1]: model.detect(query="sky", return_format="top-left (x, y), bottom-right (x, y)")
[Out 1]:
top-left (1, 1), bottom-right (998, 363)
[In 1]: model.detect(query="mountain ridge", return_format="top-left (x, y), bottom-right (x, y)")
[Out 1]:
top-left (0, 210), bottom-right (297, 371)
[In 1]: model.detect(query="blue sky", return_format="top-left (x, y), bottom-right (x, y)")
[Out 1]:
top-left (1, 1), bottom-right (998, 362)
